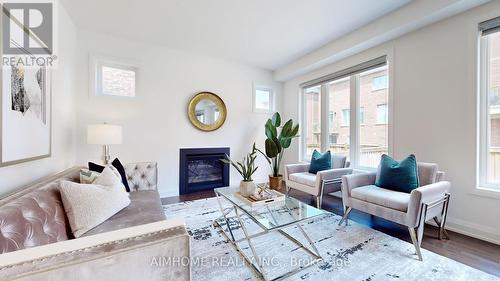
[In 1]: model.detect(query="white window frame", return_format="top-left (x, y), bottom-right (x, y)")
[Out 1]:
top-left (478, 33), bottom-right (500, 191)
top-left (300, 59), bottom-right (392, 170)
top-left (90, 54), bottom-right (138, 98)
top-left (253, 84), bottom-right (274, 113)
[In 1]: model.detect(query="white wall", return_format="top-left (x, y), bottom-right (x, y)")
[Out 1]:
top-left (75, 31), bottom-right (282, 198)
top-left (0, 4), bottom-right (78, 196)
top-left (282, 1), bottom-right (500, 244)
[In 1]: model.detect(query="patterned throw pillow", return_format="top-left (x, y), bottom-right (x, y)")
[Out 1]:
top-left (80, 169), bottom-right (100, 184)
top-left (80, 166), bottom-right (121, 184)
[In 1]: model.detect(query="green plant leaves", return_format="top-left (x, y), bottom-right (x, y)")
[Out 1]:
top-left (271, 112), bottom-right (281, 127)
top-left (265, 120), bottom-right (277, 139)
top-left (261, 112), bottom-right (300, 177)
top-left (220, 145), bottom-right (259, 181)
top-left (280, 137), bottom-right (292, 149)
top-left (291, 124), bottom-right (299, 137)
top-left (265, 138), bottom-right (279, 158)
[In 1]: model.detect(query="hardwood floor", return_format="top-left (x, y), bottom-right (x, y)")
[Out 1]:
top-left (162, 188), bottom-right (500, 277)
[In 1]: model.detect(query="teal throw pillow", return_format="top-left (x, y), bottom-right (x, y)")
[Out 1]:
top-left (308, 150), bottom-right (332, 174)
top-left (375, 154), bottom-right (419, 193)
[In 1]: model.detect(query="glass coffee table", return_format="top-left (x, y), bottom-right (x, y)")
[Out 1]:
top-left (213, 186), bottom-right (327, 281)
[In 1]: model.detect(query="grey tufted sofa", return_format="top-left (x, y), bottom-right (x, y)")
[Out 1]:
top-left (0, 162), bottom-right (191, 280)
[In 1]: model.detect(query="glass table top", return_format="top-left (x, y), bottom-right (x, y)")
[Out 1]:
top-left (214, 186), bottom-right (327, 230)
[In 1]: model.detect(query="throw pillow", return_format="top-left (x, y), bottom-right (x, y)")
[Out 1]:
top-left (88, 161), bottom-right (105, 173)
top-left (308, 150), bottom-right (332, 174)
top-left (375, 154), bottom-right (419, 193)
top-left (79, 169), bottom-right (100, 184)
top-left (88, 158), bottom-right (131, 192)
top-left (59, 167), bottom-right (131, 237)
top-left (111, 158), bottom-right (131, 192)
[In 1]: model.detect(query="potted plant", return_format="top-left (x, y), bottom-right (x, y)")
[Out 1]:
top-left (221, 143), bottom-right (259, 196)
top-left (257, 112), bottom-right (299, 189)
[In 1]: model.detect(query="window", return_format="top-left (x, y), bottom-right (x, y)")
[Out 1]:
top-left (93, 57), bottom-right (138, 97)
top-left (253, 85), bottom-right (274, 113)
top-left (329, 78), bottom-right (351, 160)
top-left (377, 104), bottom-right (388, 124)
top-left (360, 107), bottom-right (365, 125)
top-left (360, 67), bottom-right (389, 168)
top-left (479, 18), bottom-right (500, 189)
top-left (301, 57), bottom-right (390, 168)
top-left (303, 86), bottom-right (322, 159)
top-left (328, 111), bottom-right (336, 131)
top-left (372, 75), bottom-right (388, 91)
top-left (341, 109), bottom-right (350, 126)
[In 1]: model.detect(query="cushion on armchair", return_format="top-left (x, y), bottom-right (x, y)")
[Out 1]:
top-left (375, 154), bottom-right (419, 193)
top-left (309, 150), bottom-right (332, 174)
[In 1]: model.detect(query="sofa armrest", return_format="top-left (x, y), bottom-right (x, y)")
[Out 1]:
top-left (317, 168), bottom-right (353, 183)
top-left (407, 181), bottom-right (451, 227)
top-left (124, 162), bottom-right (158, 191)
top-left (284, 163), bottom-right (310, 180)
top-left (0, 219), bottom-right (190, 280)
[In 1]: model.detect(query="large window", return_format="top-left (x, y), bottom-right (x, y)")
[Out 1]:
top-left (303, 86), bottom-right (322, 159)
top-left (359, 68), bottom-right (389, 167)
top-left (329, 78), bottom-right (351, 161)
top-left (301, 57), bottom-right (390, 169)
top-left (479, 18), bottom-right (500, 189)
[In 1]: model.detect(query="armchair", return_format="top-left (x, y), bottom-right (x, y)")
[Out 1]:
top-left (339, 162), bottom-right (451, 261)
top-left (285, 154), bottom-right (352, 208)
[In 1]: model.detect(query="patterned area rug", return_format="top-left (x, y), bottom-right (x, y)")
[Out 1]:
top-left (163, 198), bottom-right (497, 281)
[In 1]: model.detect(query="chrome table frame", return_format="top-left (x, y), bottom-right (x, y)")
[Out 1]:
top-left (213, 191), bottom-right (324, 281)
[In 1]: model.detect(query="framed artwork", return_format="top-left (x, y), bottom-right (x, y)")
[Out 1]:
top-left (0, 64), bottom-right (52, 166)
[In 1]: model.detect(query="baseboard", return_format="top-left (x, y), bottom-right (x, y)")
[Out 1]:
top-left (159, 190), bottom-right (177, 199)
top-left (444, 217), bottom-right (500, 245)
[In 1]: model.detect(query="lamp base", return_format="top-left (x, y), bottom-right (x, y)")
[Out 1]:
top-left (103, 145), bottom-right (111, 165)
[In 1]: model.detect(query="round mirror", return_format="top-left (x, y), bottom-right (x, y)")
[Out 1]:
top-left (188, 92), bottom-right (227, 131)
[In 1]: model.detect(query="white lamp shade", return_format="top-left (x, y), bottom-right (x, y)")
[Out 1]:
top-left (87, 124), bottom-right (123, 145)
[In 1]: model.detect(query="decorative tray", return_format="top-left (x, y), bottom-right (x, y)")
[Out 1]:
top-left (234, 189), bottom-right (286, 207)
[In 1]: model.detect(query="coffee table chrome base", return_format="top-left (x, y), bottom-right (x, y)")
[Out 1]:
top-left (213, 204), bottom-right (323, 280)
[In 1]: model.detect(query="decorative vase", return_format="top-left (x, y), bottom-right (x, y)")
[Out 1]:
top-left (239, 180), bottom-right (256, 196)
top-left (268, 175), bottom-right (283, 190)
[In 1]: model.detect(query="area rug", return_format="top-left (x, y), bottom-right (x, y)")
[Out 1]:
top-left (163, 198), bottom-right (497, 281)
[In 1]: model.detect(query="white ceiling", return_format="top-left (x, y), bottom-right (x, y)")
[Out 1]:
top-left (60, 0), bottom-right (411, 70)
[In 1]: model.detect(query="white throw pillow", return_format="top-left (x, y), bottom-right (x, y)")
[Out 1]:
top-left (60, 166), bottom-right (131, 237)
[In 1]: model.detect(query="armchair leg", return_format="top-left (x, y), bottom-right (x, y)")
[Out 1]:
top-left (338, 207), bottom-right (352, 226)
top-left (417, 225), bottom-right (424, 247)
top-left (408, 227), bottom-right (423, 261)
top-left (433, 217), bottom-right (450, 240)
top-left (315, 195), bottom-right (322, 209)
top-left (285, 185), bottom-right (290, 197)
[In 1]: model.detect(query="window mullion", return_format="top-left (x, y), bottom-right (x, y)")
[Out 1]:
top-left (320, 84), bottom-right (329, 152)
top-left (350, 75), bottom-right (359, 168)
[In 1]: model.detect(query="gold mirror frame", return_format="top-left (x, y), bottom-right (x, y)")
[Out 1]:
top-left (188, 92), bottom-right (227, 131)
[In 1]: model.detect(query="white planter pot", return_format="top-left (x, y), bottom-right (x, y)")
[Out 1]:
top-left (239, 180), bottom-right (256, 196)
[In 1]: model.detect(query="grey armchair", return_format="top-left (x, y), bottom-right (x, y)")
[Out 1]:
top-left (284, 154), bottom-right (352, 208)
top-left (339, 162), bottom-right (451, 261)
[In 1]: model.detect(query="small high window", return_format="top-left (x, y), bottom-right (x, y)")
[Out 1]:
top-left (253, 85), bottom-right (274, 113)
top-left (92, 56), bottom-right (138, 97)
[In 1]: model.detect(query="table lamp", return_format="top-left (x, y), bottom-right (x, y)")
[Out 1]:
top-left (87, 123), bottom-right (123, 164)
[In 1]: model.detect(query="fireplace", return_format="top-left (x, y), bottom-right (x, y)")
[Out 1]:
top-left (179, 148), bottom-right (230, 195)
